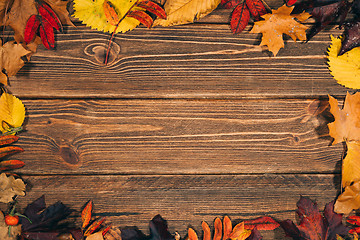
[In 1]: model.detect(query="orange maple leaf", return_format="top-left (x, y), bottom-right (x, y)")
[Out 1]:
top-left (250, 4), bottom-right (310, 56)
top-left (328, 92), bottom-right (360, 145)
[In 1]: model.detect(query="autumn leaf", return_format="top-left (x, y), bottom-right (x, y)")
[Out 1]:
top-left (244, 216), bottom-right (280, 230)
top-left (342, 141), bottom-right (360, 187)
top-left (82, 200), bottom-right (93, 229)
top-left (0, 41), bottom-right (31, 86)
top-left (74, 0), bottom-right (141, 33)
top-left (327, 35), bottom-right (360, 89)
top-left (1, 0), bottom-right (73, 50)
top-left (87, 231), bottom-right (105, 240)
top-left (0, 211), bottom-right (21, 240)
top-left (0, 93), bottom-right (25, 134)
top-left (347, 216), bottom-right (360, 234)
top-left (0, 172), bottom-right (25, 203)
top-left (153, 0), bottom-right (220, 26)
top-left (335, 181), bottom-right (360, 214)
top-left (250, 4), bottom-right (310, 56)
top-left (21, 195), bottom-right (72, 232)
top-left (280, 196), bottom-right (349, 239)
top-left (307, 0), bottom-right (351, 41)
top-left (340, 21), bottom-right (360, 55)
top-left (188, 216), bottom-right (253, 240)
top-left (0, 160), bottom-right (25, 171)
top-left (328, 93), bottom-right (360, 144)
top-left (84, 217), bottom-right (106, 236)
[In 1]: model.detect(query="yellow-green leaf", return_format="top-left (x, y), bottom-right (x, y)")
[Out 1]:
top-left (328, 35), bottom-right (360, 89)
top-left (0, 93), bottom-right (25, 134)
top-left (153, 0), bottom-right (220, 26)
top-left (73, 0), bottom-right (142, 33)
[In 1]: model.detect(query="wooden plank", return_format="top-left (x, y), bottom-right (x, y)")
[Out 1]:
top-left (8, 24), bottom-right (350, 99)
top-left (17, 174), bottom-right (340, 239)
top-left (13, 98), bottom-right (342, 174)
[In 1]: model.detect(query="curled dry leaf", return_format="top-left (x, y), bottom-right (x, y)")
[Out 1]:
top-left (328, 35), bottom-right (360, 89)
top-left (0, 93), bottom-right (25, 134)
top-left (250, 4), bottom-right (310, 56)
top-left (328, 93), bottom-right (360, 145)
top-left (335, 181), bottom-right (360, 214)
top-left (0, 172), bottom-right (25, 203)
top-left (0, 41), bottom-right (31, 86)
top-left (153, 0), bottom-right (220, 26)
top-left (0, 211), bottom-right (21, 240)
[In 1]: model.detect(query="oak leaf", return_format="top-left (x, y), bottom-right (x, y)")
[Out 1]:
top-left (0, 172), bottom-right (25, 203)
top-left (328, 93), bottom-right (360, 145)
top-left (335, 181), bottom-right (360, 214)
top-left (0, 41), bottom-right (31, 85)
top-left (250, 4), bottom-right (310, 56)
top-left (327, 35), bottom-right (360, 89)
top-left (153, 0), bottom-right (220, 26)
top-left (0, 93), bottom-right (25, 134)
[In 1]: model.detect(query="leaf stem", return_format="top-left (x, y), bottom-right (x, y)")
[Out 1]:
top-left (105, 0), bottom-right (139, 65)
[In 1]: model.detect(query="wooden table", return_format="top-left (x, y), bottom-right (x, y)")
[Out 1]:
top-left (8, 2), bottom-right (350, 239)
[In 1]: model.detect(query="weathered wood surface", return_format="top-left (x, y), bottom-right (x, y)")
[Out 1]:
top-left (4, 5), bottom-right (350, 239)
top-left (18, 174), bottom-right (339, 238)
top-left (13, 98), bottom-right (341, 175)
top-left (9, 24), bottom-right (350, 99)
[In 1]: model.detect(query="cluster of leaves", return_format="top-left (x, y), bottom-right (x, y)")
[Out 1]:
top-left (324, 93), bottom-right (360, 217)
top-left (0, 0), bottom-right (73, 85)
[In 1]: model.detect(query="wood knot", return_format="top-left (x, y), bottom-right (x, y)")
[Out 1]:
top-left (84, 42), bottom-right (121, 65)
top-left (59, 146), bottom-right (81, 169)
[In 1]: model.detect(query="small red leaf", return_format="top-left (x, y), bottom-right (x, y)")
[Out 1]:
top-left (102, 226), bottom-right (111, 236)
top-left (0, 146), bottom-right (24, 159)
top-left (39, 18), bottom-right (55, 49)
top-left (350, 227), bottom-right (360, 234)
top-left (348, 216), bottom-right (360, 225)
top-left (0, 135), bottom-right (19, 146)
top-left (37, 1), bottom-right (62, 31)
top-left (230, 2), bottom-right (250, 34)
top-left (244, 216), bottom-right (280, 231)
top-left (136, 0), bottom-right (166, 19)
top-left (24, 15), bottom-right (41, 44)
top-left (128, 10), bottom-right (153, 28)
top-left (245, 0), bottom-right (267, 20)
top-left (285, 0), bottom-right (297, 6)
top-left (220, 0), bottom-right (240, 9)
top-left (84, 217), bottom-right (106, 236)
top-left (82, 200), bottom-right (93, 229)
top-left (0, 160), bottom-right (25, 171)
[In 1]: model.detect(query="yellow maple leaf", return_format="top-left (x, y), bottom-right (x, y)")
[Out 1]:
top-left (0, 93), bottom-right (25, 134)
top-left (153, 0), bottom-right (220, 27)
top-left (250, 4), bottom-right (310, 56)
top-left (73, 0), bottom-right (142, 33)
top-left (327, 35), bottom-right (360, 89)
top-left (328, 93), bottom-right (360, 145)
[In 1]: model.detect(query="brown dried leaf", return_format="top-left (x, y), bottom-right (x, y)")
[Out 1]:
top-left (328, 93), bottom-right (360, 145)
top-left (0, 172), bottom-right (25, 203)
top-left (250, 4), bottom-right (310, 56)
top-left (86, 231), bottom-right (104, 240)
top-left (335, 181), bottom-right (360, 214)
top-left (0, 40), bottom-right (31, 85)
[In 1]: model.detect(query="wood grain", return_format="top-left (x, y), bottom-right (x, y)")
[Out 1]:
top-left (12, 98), bottom-right (343, 174)
top-left (18, 174), bottom-right (340, 239)
top-left (9, 24), bottom-right (350, 99)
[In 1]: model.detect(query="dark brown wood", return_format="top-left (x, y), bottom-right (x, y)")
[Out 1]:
top-left (13, 98), bottom-right (342, 175)
top-left (18, 174), bottom-right (339, 239)
top-left (9, 25), bottom-right (349, 99)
